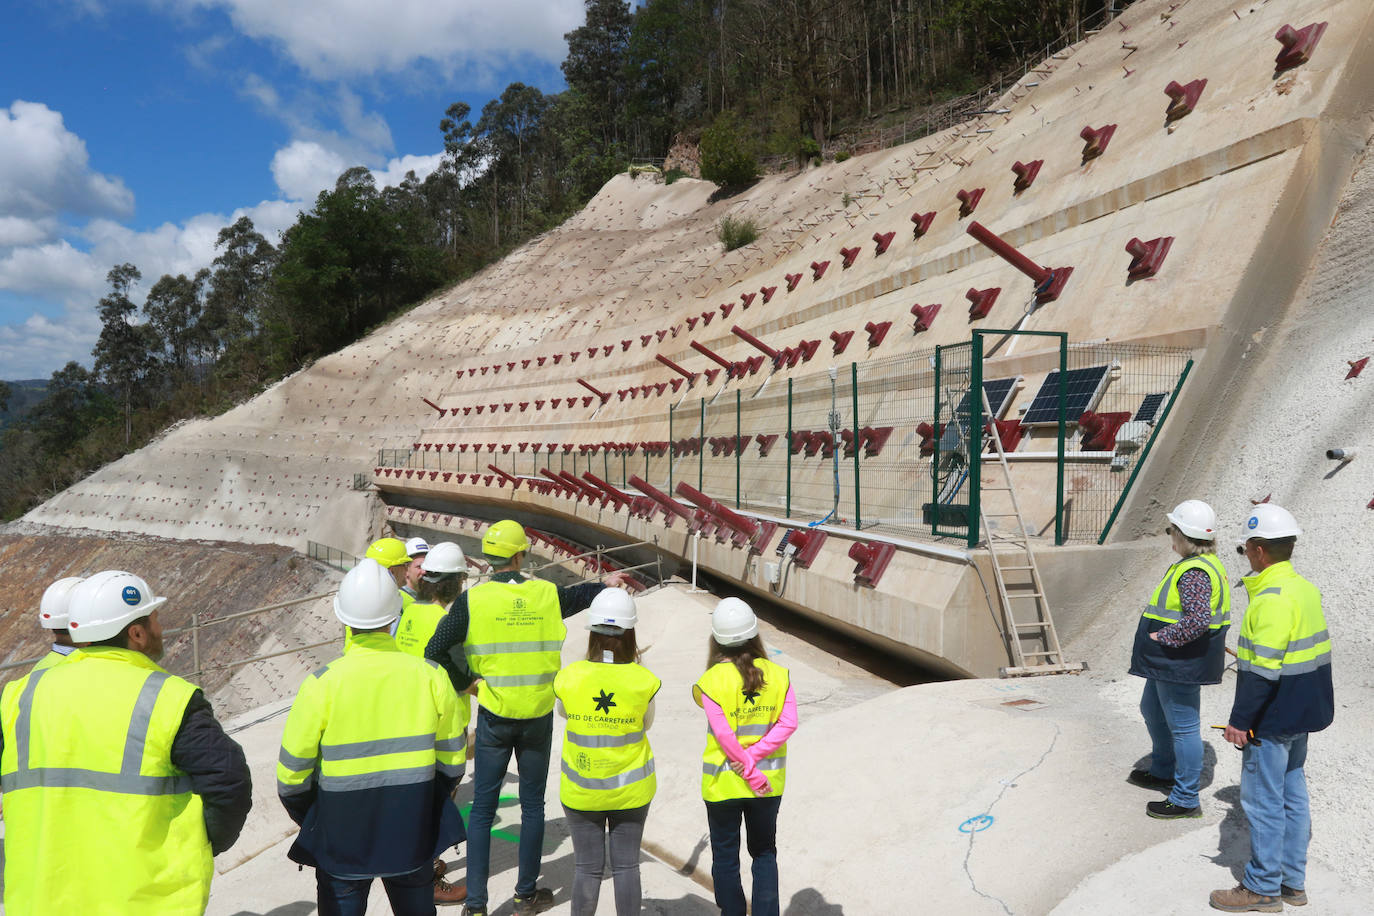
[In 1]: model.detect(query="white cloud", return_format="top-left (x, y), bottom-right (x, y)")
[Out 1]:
top-left (0, 101), bottom-right (133, 221)
top-left (178, 0), bottom-right (583, 79)
top-left (0, 216), bottom-right (58, 248)
top-left (0, 241), bottom-right (106, 299)
top-left (372, 153), bottom-right (446, 190)
top-left (271, 140), bottom-right (349, 202)
top-left (0, 308), bottom-right (102, 379)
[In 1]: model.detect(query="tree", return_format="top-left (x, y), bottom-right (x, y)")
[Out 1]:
top-left (144, 271), bottom-right (205, 380)
top-left (562, 0), bottom-right (634, 149)
top-left (0, 380), bottom-right (10, 414)
top-left (699, 110), bottom-right (758, 187)
top-left (26, 362), bottom-right (114, 455)
top-left (202, 216), bottom-right (276, 358)
top-left (93, 264), bottom-right (160, 445)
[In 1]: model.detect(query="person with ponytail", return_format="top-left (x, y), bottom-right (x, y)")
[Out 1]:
top-left (553, 588), bottom-right (659, 916)
top-left (693, 597), bottom-right (798, 916)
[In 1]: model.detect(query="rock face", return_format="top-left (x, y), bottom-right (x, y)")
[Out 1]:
top-left (663, 133), bottom-right (701, 178)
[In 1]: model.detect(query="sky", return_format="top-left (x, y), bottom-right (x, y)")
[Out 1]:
top-left (0, 0), bottom-right (586, 380)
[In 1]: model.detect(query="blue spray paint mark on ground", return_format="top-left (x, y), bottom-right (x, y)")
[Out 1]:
top-left (959, 814), bottom-right (995, 834)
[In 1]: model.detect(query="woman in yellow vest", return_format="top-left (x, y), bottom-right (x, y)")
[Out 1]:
top-left (693, 597), bottom-right (798, 916)
top-left (395, 541), bottom-right (469, 658)
top-left (553, 587), bottom-right (659, 916)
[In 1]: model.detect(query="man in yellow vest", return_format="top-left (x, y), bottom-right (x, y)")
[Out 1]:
top-left (425, 520), bottom-right (629, 916)
top-left (2, 569), bottom-right (252, 914)
top-left (32, 576), bottom-right (85, 672)
top-left (403, 537), bottom-right (432, 605)
top-left (278, 558), bottom-right (469, 913)
top-left (1210, 504), bottom-right (1333, 914)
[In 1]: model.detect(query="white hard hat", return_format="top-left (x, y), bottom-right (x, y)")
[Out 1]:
top-left (1166, 499), bottom-right (1217, 541)
top-left (587, 587), bottom-right (638, 633)
top-left (334, 559), bottom-right (403, 629)
top-left (421, 542), bottom-right (467, 578)
top-left (39, 576), bottom-right (85, 629)
top-left (405, 537), bottom-right (430, 557)
top-left (711, 597), bottom-right (758, 647)
top-left (1243, 503), bottom-right (1302, 540)
top-left (67, 571), bottom-right (168, 643)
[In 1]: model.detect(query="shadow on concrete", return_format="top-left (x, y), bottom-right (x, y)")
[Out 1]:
top-left (642, 894), bottom-right (719, 914)
top-left (1127, 741), bottom-right (1219, 792)
top-left (1209, 784), bottom-right (1251, 881)
top-left (787, 887), bottom-right (845, 913)
top-left (226, 904), bottom-right (315, 916)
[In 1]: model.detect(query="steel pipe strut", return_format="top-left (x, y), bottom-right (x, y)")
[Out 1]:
top-left (577, 378), bottom-right (610, 402)
top-left (628, 475), bottom-right (694, 523)
top-left (674, 481), bottom-right (759, 540)
top-left (689, 340), bottom-right (734, 372)
top-left (654, 354), bottom-right (697, 383)
top-left (730, 325), bottom-right (780, 360)
top-left (966, 221), bottom-right (1050, 284)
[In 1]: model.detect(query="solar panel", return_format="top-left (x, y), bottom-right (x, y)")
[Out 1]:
top-left (939, 377), bottom-right (1021, 452)
top-left (1022, 365), bottom-right (1111, 424)
top-left (1134, 392), bottom-right (1168, 422)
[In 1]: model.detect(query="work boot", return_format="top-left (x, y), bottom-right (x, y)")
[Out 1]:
top-left (1146, 799), bottom-right (1201, 819)
top-left (434, 877), bottom-right (467, 906)
top-left (1127, 769), bottom-right (1173, 792)
top-left (459, 906), bottom-right (486, 916)
top-left (433, 858), bottom-right (449, 879)
top-left (512, 887), bottom-right (555, 915)
top-left (1209, 884), bottom-right (1281, 913)
top-left (1280, 885), bottom-right (1307, 906)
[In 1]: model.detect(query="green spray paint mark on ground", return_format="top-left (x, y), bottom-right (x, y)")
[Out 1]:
top-left (460, 794), bottom-right (521, 843)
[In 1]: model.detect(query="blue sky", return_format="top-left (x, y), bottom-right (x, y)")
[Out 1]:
top-left (1, 0), bottom-right (582, 380)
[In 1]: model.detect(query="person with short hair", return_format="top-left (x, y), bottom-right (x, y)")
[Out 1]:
top-left (403, 537), bottom-right (432, 604)
top-left (693, 597), bottom-right (798, 916)
top-left (554, 588), bottom-right (659, 916)
top-left (424, 519), bottom-right (630, 916)
top-left (278, 558), bottom-right (468, 914)
top-left (1127, 499), bottom-right (1230, 819)
top-left (32, 576), bottom-right (84, 671)
top-left (2, 570), bottom-right (252, 914)
top-left (1209, 504), bottom-right (1332, 914)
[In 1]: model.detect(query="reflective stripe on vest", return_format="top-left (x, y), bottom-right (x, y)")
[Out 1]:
top-left (1143, 554), bottom-right (1230, 627)
top-left (554, 660), bottom-right (659, 811)
top-left (1235, 567), bottom-right (1331, 681)
top-left (695, 658), bottom-right (790, 801)
top-left (464, 578), bottom-right (565, 719)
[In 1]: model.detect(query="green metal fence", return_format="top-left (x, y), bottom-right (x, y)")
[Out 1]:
top-left (393, 335), bottom-right (1191, 546)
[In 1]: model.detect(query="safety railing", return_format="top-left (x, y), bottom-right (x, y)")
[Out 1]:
top-left (391, 335), bottom-right (1191, 546)
top-left (307, 541), bottom-right (357, 572)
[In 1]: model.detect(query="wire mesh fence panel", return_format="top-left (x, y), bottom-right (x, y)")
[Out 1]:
top-left (787, 368), bottom-right (851, 525)
top-left (1056, 342), bottom-right (1192, 541)
top-left (737, 378), bottom-right (792, 517)
top-left (851, 348), bottom-right (938, 536)
top-left (930, 342), bottom-right (979, 542)
top-left (667, 399), bottom-right (705, 494)
top-left (699, 392), bottom-right (740, 504)
top-left (307, 541), bottom-right (356, 572)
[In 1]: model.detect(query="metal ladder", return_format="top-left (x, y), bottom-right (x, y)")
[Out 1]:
top-left (976, 386), bottom-right (1084, 677)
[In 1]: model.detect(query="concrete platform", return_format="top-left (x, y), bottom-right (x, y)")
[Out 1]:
top-left (196, 583), bottom-right (1369, 915)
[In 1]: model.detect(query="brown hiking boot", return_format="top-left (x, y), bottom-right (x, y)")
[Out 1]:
top-left (433, 858), bottom-right (448, 879)
top-left (434, 877), bottom-right (468, 906)
top-left (1209, 884), bottom-right (1281, 913)
top-left (1280, 884), bottom-right (1307, 906)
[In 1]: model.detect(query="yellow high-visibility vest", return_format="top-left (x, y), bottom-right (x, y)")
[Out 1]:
top-left (1143, 553), bottom-right (1231, 628)
top-left (464, 578), bottom-right (565, 719)
top-left (1, 646), bottom-right (210, 915)
top-left (396, 601), bottom-right (447, 658)
top-left (277, 631), bottom-right (469, 794)
top-left (555, 660), bottom-right (659, 811)
top-left (693, 658), bottom-right (789, 801)
top-left (29, 644), bottom-right (78, 673)
top-left (1237, 561), bottom-right (1330, 680)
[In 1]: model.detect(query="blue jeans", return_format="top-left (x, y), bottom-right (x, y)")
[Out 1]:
top-left (1240, 733), bottom-right (1310, 896)
top-left (316, 862), bottom-right (435, 916)
top-left (465, 708), bottom-right (553, 907)
top-left (1139, 679), bottom-right (1202, 808)
top-left (705, 796), bottom-right (782, 916)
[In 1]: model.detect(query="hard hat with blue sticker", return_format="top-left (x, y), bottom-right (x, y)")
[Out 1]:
top-left (122, 585), bottom-right (142, 605)
top-left (1247, 516), bottom-right (1258, 530)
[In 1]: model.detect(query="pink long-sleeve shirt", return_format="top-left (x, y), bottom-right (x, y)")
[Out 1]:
top-left (702, 684), bottom-right (798, 794)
